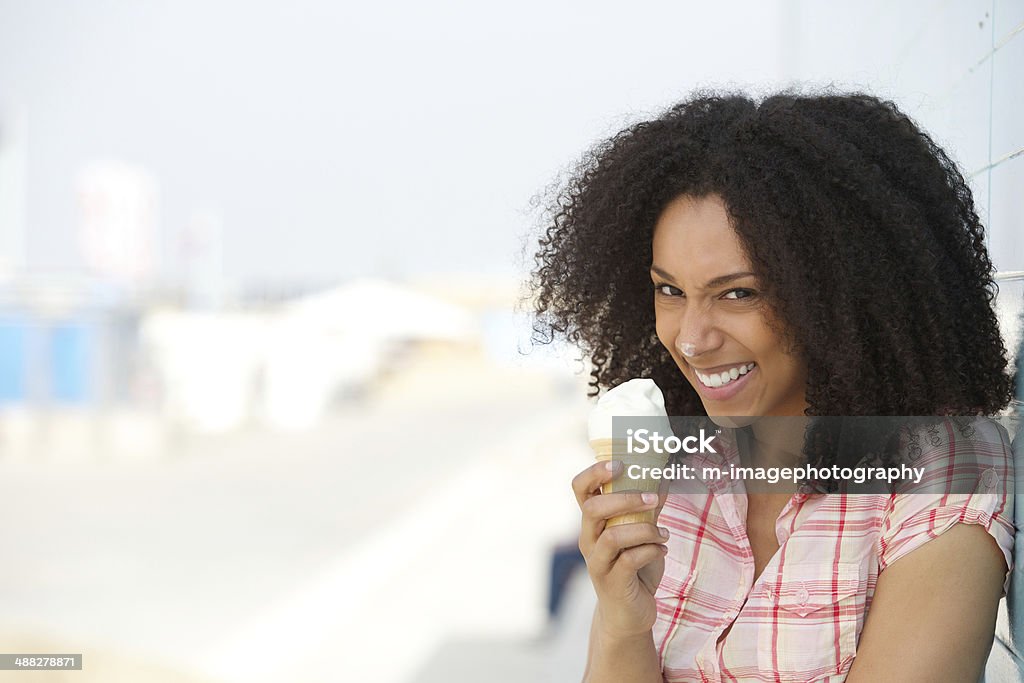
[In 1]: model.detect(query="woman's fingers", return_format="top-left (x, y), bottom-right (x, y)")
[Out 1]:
top-left (571, 459), bottom-right (620, 508)
top-left (579, 490), bottom-right (659, 551)
top-left (587, 521), bottom-right (669, 577)
top-left (608, 542), bottom-right (668, 582)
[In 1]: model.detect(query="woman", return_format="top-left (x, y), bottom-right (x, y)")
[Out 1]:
top-left (529, 91), bottom-right (1017, 682)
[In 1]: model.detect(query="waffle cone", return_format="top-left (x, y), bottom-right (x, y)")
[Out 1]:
top-left (589, 437), bottom-right (669, 527)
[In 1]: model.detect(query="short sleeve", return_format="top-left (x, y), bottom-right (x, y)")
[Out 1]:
top-left (876, 418), bottom-right (1016, 596)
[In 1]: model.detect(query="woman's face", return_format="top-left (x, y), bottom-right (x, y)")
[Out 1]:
top-left (651, 194), bottom-right (809, 419)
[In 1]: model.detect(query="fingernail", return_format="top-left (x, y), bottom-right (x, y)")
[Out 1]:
top-left (659, 527), bottom-right (670, 539)
top-left (642, 492), bottom-right (658, 505)
top-left (604, 461), bottom-right (616, 472)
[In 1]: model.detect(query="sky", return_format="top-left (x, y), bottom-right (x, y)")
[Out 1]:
top-left (0, 0), bottom-right (788, 289)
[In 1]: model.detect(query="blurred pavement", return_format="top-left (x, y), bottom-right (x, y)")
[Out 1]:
top-left (0, 351), bottom-right (595, 683)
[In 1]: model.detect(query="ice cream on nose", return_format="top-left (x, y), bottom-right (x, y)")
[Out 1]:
top-left (588, 378), bottom-right (672, 526)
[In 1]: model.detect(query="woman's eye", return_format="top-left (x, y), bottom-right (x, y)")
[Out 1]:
top-left (655, 283), bottom-right (683, 297)
top-left (722, 288), bottom-right (756, 300)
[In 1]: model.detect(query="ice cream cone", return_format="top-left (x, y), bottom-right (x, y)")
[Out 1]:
top-left (590, 437), bottom-right (668, 527)
top-left (588, 379), bottom-right (672, 527)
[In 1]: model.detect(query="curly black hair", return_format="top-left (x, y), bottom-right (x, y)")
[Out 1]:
top-left (528, 89), bottom-right (1014, 419)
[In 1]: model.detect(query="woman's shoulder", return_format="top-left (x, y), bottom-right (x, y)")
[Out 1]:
top-left (895, 416), bottom-right (1013, 485)
top-left (879, 416), bottom-right (1016, 593)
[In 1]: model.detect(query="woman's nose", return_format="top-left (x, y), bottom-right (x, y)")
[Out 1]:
top-left (677, 341), bottom-right (698, 357)
top-left (673, 309), bottom-right (722, 359)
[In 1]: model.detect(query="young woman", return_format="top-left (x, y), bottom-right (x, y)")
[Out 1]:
top-left (530, 91), bottom-right (1017, 682)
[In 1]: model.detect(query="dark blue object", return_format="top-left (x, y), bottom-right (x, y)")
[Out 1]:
top-left (548, 540), bottom-right (585, 618)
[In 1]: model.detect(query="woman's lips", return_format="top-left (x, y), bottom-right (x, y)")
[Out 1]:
top-left (690, 363), bottom-right (757, 402)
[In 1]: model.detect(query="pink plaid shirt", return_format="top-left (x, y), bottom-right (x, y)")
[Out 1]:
top-left (653, 418), bottom-right (1015, 682)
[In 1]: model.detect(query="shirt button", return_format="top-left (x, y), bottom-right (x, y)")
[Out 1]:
top-left (797, 587), bottom-right (810, 606)
top-left (982, 469), bottom-right (999, 489)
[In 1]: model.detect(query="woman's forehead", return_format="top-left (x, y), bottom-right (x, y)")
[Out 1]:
top-left (651, 195), bottom-right (753, 283)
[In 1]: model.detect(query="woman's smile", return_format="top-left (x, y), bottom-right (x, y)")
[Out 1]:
top-left (691, 361), bottom-right (756, 389)
top-left (690, 361), bottom-right (757, 400)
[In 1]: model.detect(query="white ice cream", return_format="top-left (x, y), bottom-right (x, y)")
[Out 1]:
top-left (588, 378), bottom-right (671, 441)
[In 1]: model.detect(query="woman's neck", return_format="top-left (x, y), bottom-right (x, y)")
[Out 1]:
top-left (747, 417), bottom-right (809, 470)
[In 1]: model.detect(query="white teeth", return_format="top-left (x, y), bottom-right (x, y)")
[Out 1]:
top-left (695, 363), bottom-right (755, 389)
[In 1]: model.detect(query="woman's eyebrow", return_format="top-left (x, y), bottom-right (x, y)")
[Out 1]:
top-left (650, 264), bottom-right (756, 289)
top-left (704, 271), bottom-right (756, 288)
top-left (650, 264), bottom-right (677, 281)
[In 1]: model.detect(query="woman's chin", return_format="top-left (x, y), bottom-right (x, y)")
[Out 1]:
top-left (704, 413), bottom-right (759, 429)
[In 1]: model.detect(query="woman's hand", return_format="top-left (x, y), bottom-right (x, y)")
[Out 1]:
top-left (573, 460), bottom-right (670, 639)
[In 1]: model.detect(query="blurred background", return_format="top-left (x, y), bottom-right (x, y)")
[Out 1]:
top-left (0, 1), bottom-right (1021, 681)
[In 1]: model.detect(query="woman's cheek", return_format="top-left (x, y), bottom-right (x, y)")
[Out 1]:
top-left (654, 328), bottom-right (674, 359)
